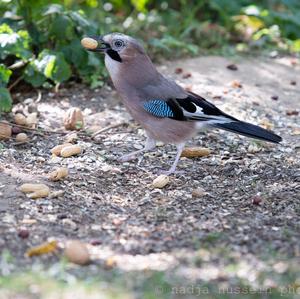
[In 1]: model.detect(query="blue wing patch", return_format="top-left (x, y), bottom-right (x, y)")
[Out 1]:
top-left (143, 99), bottom-right (174, 118)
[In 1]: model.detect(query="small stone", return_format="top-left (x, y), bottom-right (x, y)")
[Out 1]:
top-left (271, 95), bottom-right (278, 101)
top-left (12, 126), bottom-right (22, 134)
top-left (64, 240), bottom-right (90, 265)
top-left (182, 72), bottom-right (192, 79)
top-left (286, 110), bottom-right (299, 116)
top-left (18, 228), bottom-right (29, 239)
top-left (192, 188), bottom-right (207, 198)
top-left (15, 133), bottom-right (28, 143)
top-left (252, 196), bottom-right (262, 205)
top-left (90, 239), bottom-right (102, 246)
top-left (226, 64), bottom-right (238, 71)
top-left (152, 175), bottom-right (170, 188)
top-left (175, 67), bottom-right (183, 74)
top-left (62, 218), bottom-right (77, 230)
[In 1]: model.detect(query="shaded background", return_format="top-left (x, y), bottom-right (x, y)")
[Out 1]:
top-left (1, 0), bottom-right (300, 113)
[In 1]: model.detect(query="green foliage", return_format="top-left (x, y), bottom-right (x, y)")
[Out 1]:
top-left (0, 87), bottom-right (12, 112)
top-left (0, 0), bottom-right (299, 112)
top-left (24, 50), bottom-right (71, 87)
top-left (0, 64), bottom-right (12, 112)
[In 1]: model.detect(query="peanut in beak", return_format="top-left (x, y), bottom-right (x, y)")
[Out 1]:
top-left (81, 37), bottom-right (98, 50)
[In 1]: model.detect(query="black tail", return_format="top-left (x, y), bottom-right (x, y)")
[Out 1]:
top-left (213, 121), bottom-right (282, 143)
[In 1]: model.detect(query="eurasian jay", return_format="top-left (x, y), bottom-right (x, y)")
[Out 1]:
top-left (81, 33), bottom-right (282, 174)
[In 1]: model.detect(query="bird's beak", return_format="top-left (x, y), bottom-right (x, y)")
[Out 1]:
top-left (81, 36), bottom-right (110, 52)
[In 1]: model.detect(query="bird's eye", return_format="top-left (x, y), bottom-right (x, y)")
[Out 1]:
top-left (113, 39), bottom-right (125, 48)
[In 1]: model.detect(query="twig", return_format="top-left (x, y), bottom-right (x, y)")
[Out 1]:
top-left (8, 76), bottom-right (23, 91)
top-left (0, 121), bottom-right (66, 135)
top-left (91, 122), bottom-right (126, 138)
top-left (54, 83), bottom-right (60, 94)
top-left (8, 60), bottom-right (27, 70)
top-left (36, 90), bottom-right (42, 102)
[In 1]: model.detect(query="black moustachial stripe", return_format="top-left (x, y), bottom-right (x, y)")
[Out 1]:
top-left (107, 49), bottom-right (122, 62)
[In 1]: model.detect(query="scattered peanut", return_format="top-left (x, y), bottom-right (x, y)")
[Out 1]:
top-left (51, 143), bottom-right (72, 156)
top-left (60, 145), bottom-right (82, 157)
top-left (0, 121), bottom-right (12, 140)
top-left (181, 147), bottom-right (210, 158)
top-left (64, 107), bottom-right (84, 130)
top-left (20, 183), bottom-right (50, 199)
top-left (14, 113), bottom-right (27, 126)
top-left (49, 167), bottom-right (68, 181)
top-left (81, 37), bottom-right (98, 50)
top-left (152, 175), bottom-right (170, 188)
top-left (15, 132), bottom-right (28, 143)
top-left (26, 112), bottom-right (38, 128)
top-left (65, 132), bottom-right (78, 143)
top-left (64, 240), bottom-right (90, 265)
top-left (260, 119), bottom-right (274, 130)
top-left (291, 127), bottom-right (300, 136)
top-left (230, 80), bottom-right (243, 88)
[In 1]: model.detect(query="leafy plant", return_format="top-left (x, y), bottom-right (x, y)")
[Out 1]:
top-left (0, 0), bottom-right (299, 113)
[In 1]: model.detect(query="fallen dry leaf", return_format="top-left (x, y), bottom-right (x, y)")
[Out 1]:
top-left (26, 240), bottom-right (58, 257)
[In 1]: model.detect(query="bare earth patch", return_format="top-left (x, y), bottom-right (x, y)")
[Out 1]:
top-left (0, 55), bottom-right (299, 298)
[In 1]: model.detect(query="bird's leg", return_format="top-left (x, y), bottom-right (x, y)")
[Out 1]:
top-left (118, 136), bottom-right (156, 162)
top-left (160, 143), bottom-right (185, 175)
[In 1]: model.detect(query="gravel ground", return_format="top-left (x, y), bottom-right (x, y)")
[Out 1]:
top-left (0, 55), bottom-right (299, 297)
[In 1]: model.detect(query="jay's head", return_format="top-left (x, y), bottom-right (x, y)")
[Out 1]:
top-left (81, 33), bottom-right (146, 64)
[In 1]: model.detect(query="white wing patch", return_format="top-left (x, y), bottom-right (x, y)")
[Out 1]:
top-left (181, 102), bottom-right (234, 124)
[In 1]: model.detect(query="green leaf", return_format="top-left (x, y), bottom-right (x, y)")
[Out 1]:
top-left (68, 11), bottom-right (90, 29)
top-left (0, 87), bottom-right (12, 112)
top-left (131, 0), bottom-right (149, 12)
top-left (0, 24), bottom-right (31, 60)
top-left (49, 15), bottom-right (74, 40)
top-left (0, 64), bottom-right (12, 87)
top-left (24, 50), bottom-right (71, 86)
top-left (24, 61), bottom-right (46, 87)
top-left (43, 4), bottom-right (64, 16)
